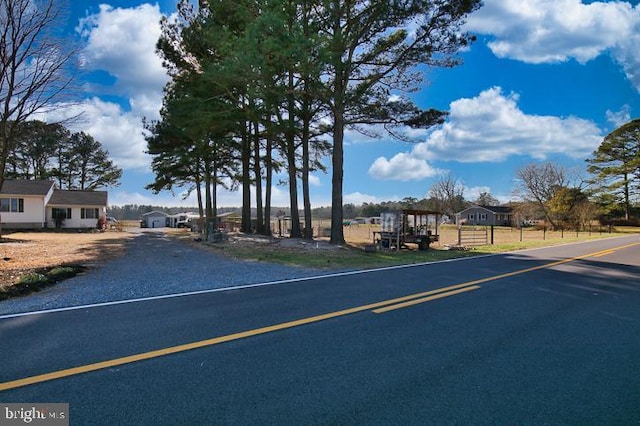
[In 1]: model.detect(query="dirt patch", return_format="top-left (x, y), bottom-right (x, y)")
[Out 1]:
top-left (0, 230), bottom-right (133, 292)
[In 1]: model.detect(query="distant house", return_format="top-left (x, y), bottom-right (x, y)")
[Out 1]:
top-left (0, 179), bottom-right (108, 229)
top-left (141, 211), bottom-right (168, 228)
top-left (456, 205), bottom-right (514, 227)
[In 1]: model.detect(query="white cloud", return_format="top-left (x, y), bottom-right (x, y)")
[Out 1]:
top-left (418, 87), bottom-right (602, 162)
top-left (42, 4), bottom-right (172, 171)
top-left (367, 87), bottom-right (603, 182)
top-left (606, 105), bottom-right (632, 128)
top-left (37, 98), bottom-right (152, 170)
top-left (77, 4), bottom-right (169, 97)
top-left (368, 153), bottom-right (441, 181)
top-left (344, 192), bottom-right (393, 205)
top-left (466, 0), bottom-right (640, 91)
top-left (464, 185), bottom-right (491, 202)
top-left (308, 174), bottom-right (323, 187)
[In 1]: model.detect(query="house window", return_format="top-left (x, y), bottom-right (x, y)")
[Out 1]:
top-left (52, 208), bottom-right (72, 220)
top-left (81, 208), bottom-right (99, 219)
top-left (480, 213), bottom-right (487, 221)
top-left (0, 197), bottom-right (24, 213)
top-left (468, 214), bottom-right (475, 220)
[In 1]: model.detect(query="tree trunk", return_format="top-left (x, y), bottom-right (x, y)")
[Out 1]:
top-left (210, 167), bottom-right (218, 234)
top-left (330, 116), bottom-right (345, 245)
top-left (329, 7), bottom-right (346, 245)
top-left (301, 112), bottom-right (313, 240)
top-left (204, 170), bottom-right (213, 239)
top-left (252, 119), bottom-right (264, 234)
top-left (195, 174), bottom-right (204, 220)
top-left (623, 172), bottom-right (630, 221)
top-left (241, 119), bottom-right (252, 233)
top-left (264, 133), bottom-right (273, 236)
top-left (287, 70), bottom-right (301, 238)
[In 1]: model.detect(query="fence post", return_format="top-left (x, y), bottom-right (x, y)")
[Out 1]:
top-left (458, 227), bottom-right (462, 246)
top-left (490, 225), bottom-right (494, 245)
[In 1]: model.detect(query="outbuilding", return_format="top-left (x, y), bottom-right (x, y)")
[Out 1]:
top-left (141, 211), bottom-right (168, 228)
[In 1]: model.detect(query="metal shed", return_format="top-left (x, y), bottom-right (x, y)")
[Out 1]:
top-left (141, 211), bottom-right (168, 228)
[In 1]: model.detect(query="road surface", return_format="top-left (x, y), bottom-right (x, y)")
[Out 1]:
top-left (1, 235), bottom-right (640, 424)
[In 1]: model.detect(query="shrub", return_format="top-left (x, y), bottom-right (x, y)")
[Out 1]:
top-left (18, 273), bottom-right (49, 285)
top-left (47, 266), bottom-right (77, 280)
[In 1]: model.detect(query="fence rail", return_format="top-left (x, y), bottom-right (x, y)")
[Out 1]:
top-left (457, 226), bottom-right (488, 246)
top-left (453, 225), bottom-right (615, 247)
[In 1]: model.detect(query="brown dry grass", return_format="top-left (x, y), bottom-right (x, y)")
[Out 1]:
top-left (334, 223), bottom-right (622, 248)
top-left (0, 230), bottom-right (133, 289)
top-left (0, 223), bottom-right (629, 290)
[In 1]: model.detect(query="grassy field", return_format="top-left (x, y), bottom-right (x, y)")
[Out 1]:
top-left (180, 223), bottom-right (639, 271)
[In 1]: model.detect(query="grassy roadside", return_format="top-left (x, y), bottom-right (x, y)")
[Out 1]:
top-left (176, 226), bottom-right (640, 271)
top-left (219, 244), bottom-right (481, 270)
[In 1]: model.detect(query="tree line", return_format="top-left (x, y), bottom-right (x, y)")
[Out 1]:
top-left (3, 120), bottom-right (122, 191)
top-left (145, 0), bottom-right (481, 243)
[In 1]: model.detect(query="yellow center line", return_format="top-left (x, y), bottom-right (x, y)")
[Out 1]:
top-left (2, 241), bottom-right (639, 392)
top-left (0, 282), bottom-right (487, 392)
top-left (592, 249), bottom-right (616, 258)
top-left (372, 286), bottom-right (481, 314)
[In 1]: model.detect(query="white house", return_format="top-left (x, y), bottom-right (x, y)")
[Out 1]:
top-left (0, 180), bottom-right (54, 229)
top-left (0, 179), bottom-right (108, 229)
top-left (47, 188), bottom-right (108, 229)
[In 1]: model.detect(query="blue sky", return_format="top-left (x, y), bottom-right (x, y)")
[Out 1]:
top-left (45, 0), bottom-right (640, 208)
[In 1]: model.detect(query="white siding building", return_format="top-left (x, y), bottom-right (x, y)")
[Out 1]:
top-left (1, 180), bottom-right (55, 229)
top-left (1, 180), bottom-right (108, 230)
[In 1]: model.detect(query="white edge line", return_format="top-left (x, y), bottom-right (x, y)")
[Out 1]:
top-left (0, 254), bottom-right (492, 320)
top-left (1, 233), bottom-right (637, 320)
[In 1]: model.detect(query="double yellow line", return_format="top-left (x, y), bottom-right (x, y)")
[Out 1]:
top-left (0, 284), bottom-right (480, 392)
top-left (1, 241), bottom-right (638, 392)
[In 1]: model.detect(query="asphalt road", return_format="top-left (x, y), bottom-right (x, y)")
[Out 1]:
top-left (1, 235), bottom-right (640, 424)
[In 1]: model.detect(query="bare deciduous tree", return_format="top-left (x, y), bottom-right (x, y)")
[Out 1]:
top-left (516, 162), bottom-right (569, 229)
top-left (0, 0), bottom-right (77, 192)
top-left (427, 174), bottom-right (466, 218)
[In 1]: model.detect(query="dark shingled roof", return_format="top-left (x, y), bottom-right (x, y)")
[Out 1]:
top-left (48, 189), bottom-right (108, 206)
top-left (0, 179), bottom-right (55, 196)
top-left (480, 205), bottom-right (514, 214)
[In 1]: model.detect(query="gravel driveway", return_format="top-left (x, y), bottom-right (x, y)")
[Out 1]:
top-left (0, 230), bottom-right (322, 316)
